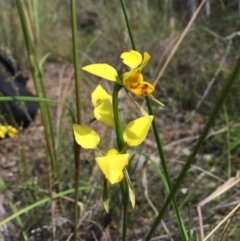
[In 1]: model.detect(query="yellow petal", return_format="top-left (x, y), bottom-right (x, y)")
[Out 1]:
top-left (82, 64), bottom-right (118, 81)
top-left (0, 130), bottom-right (5, 139)
top-left (138, 52), bottom-right (150, 71)
top-left (91, 85), bottom-right (115, 127)
top-left (120, 50), bottom-right (142, 69)
top-left (95, 149), bottom-right (129, 184)
top-left (73, 124), bottom-right (100, 149)
top-left (91, 84), bottom-right (112, 107)
top-left (7, 126), bottom-right (17, 138)
top-left (123, 115), bottom-right (154, 146)
top-left (94, 100), bottom-right (115, 127)
top-left (126, 79), bottom-right (155, 97)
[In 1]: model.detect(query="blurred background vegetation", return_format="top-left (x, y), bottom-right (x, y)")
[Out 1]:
top-left (0, 0), bottom-right (240, 240)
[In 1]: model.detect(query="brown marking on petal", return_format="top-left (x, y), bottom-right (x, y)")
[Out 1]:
top-left (141, 84), bottom-right (149, 96)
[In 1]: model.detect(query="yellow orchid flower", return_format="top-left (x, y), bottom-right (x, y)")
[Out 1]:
top-left (120, 51), bottom-right (155, 97)
top-left (91, 85), bottom-right (115, 127)
top-left (95, 149), bottom-right (129, 184)
top-left (81, 50), bottom-right (158, 98)
top-left (123, 115), bottom-right (154, 146)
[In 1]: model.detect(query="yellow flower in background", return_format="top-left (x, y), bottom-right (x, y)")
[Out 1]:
top-left (91, 85), bottom-right (115, 127)
top-left (7, 126), bottom-right (18, 138)
top-left (82, 50), bottom-right (157, 98)
top-left (0, 125), bottom-right (8, 139)
top-left (0, 125), bottom-right (17, 139)
top-left (95, 149), bottom-right (129, 184)
top-left (73, 124), bottom-right (100, 149)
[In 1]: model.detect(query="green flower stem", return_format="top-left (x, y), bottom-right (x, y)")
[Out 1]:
top-left (120, 177), bottom-right (129, 241)
top-left (119, 0), bottom-right (188, 239)
top-left (120, 0), bottom-right (136, 50)
top-left (113, 83), bottom-right (124, 148)
top-left (113, 82), bottom-right (128, 241)
top-left (145, 97), bottom-right (188, 240)
top-left (70, 0), bottom-right (82, 241)
top-left (145, 58), bottom-right (240, 241)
